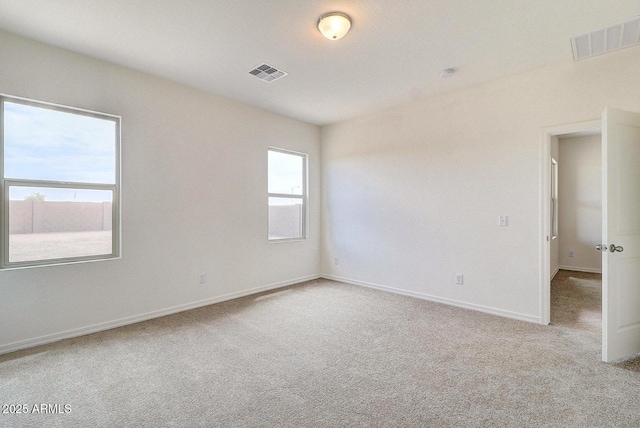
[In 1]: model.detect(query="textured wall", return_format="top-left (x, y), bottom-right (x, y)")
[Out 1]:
top-left (321, 46), bottom-right (640, 322)
top-left (558, 135), bottom-right (602, 272)
top-left (0, 31), bottom-right (321, 352)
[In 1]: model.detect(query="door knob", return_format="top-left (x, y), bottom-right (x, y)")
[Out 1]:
top-left (609, 244), bottom-right (624, 253)
top-left (596, 244), bottom-right (607, 252)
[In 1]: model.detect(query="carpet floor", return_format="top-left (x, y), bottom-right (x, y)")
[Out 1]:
top-left (1, 275), bottom-right (639, 427)
top-left (550, 269), bottom-right (602, 334)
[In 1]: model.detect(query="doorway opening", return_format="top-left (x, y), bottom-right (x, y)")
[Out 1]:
top-left (549, 132), bottom-right (602, 331)
top-left (544, 109), bottom-right (640, 362)
top-left (540, 120), bottom-right (601, 325)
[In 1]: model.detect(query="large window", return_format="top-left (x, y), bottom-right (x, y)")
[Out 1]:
top-left (1, 95), bottom-right (120, 268)
top-left (268, 148), bottom-right (307, 241)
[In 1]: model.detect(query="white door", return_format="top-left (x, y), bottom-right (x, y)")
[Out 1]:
top-left (602, 107), bottom-right (640, 362)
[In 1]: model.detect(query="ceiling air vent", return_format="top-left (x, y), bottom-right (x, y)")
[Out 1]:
top-left (571, 16), bottom-right (640, 61)
top-left (248, 63), bottom-right (288, 83)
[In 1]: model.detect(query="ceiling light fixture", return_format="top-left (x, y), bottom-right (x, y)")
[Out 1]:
top-left (317, 12), bottom-right (352, 40)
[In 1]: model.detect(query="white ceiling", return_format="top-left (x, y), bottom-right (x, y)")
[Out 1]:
top-left (0, 1), bottom-right (638, 125)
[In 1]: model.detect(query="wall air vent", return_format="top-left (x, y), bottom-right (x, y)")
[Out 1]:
top-left (571, 16), bottom-right (640, 61)
top-left (248, 63), bottom-right (288, 83)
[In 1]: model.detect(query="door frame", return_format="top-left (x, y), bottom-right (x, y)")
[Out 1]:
top-left (540, 119), bottom-right (601, 325)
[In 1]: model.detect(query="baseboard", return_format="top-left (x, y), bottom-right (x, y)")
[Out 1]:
top-left (551, 267), bottom-right (560, 280)
top-left (558, 266), bottom-right (602, 274)
top-left (0, 274), bottom-right (320, 356)
top-left (321, 274), bottom-right (540, 324)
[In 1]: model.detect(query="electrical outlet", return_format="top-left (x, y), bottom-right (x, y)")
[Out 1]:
top-left (199, 273), bottom-right (206, 284)
top-left (568, 251), bottom-right (574, 257)
top-left (334, 257), bottom-right (339, 265)
top-left (455, 274), bottom-right (463, 285)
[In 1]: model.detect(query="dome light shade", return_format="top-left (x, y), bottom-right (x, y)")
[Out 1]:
top-left (317, 12), bottom-right (352, 40)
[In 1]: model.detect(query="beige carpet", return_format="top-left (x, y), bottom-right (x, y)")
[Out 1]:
top-left (550, 269), bottom-right (602, 334)
top-left (1, 277), bottom-right (639, 427)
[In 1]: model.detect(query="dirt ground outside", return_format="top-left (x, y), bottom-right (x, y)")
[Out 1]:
top-left (9, 231), bottom-right (112, 263)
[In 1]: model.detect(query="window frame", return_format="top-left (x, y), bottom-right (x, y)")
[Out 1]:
top-left (551, 157), bottom-right (558, 240)
top-left (0, 94), bottom-right (121, 269)
top-left (267, 147), bottom-right (308, 242)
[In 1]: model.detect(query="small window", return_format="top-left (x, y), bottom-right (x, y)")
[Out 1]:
top-left (268, 148), bottom-right (307, 241)
top-left (551, 158), bottom-right (558, 239)
top-left (1, 95), bottom-right (120, 268)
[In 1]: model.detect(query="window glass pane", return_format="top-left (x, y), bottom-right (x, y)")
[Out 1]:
top-left (3, 101), bottom-right (116, 183)
top-left (8, 186), bottom-right (113, 263)
top-left (268, 197), bottom-right (303, 240)
top-left (268, 150), bottom-right (303, 195)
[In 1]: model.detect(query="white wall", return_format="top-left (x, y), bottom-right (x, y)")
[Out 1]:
top-left (550, 136), bottom-right (560, 278)
top-left (0, 32), bottom-right (321, 353)
top-left (321, 46), bottom-right (640, 322)
top-left (558, 135), bottom-right (602, 272)
top-left (2, 30), bottom-right (638, 352)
